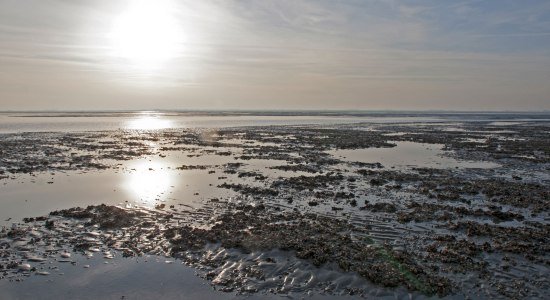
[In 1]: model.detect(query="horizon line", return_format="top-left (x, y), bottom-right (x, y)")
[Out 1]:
top-left (1, 109), bottom-right (549, 114)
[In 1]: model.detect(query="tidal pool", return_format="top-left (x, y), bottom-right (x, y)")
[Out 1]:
top-left (328, 141), bottom-right (500, 169)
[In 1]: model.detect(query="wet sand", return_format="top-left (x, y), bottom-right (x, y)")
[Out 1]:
top-left (0, 115), bottom-right (549, 299)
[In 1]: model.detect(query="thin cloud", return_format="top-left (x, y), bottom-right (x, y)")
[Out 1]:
top-left (0, 0), bottom-right (549, 110)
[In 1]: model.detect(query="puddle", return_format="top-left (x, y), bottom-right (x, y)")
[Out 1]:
top-left (328, 141), bottom-right (500, 169)
top-left (442, 127), bottom-right (467, 132)
top-left (488, 121), bottom-right (524, 126)
top-left (461, 138), bottom-right (487, 143)
top-left (0, 153), bottom-right (239, 225)
top-left (0, 255), bottom-right (224, 300)
top-left (382, 132), bottom-right (410, 136)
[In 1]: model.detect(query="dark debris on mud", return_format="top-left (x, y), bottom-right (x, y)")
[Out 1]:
top-left (2, 204), bottom-right (450, 297)
top-left (1, 120), bottom-right (549, 299)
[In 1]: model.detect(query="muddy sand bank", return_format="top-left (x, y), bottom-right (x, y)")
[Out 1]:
top-left (1, 120), bottom-right (549, 299)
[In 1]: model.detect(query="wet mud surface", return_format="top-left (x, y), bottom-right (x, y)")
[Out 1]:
top-left (1, 119), bottom-right (549, 299)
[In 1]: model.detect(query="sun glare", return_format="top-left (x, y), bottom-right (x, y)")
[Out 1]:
top-left (127, 116), bottom-right (172, 130)
top-left (110, 0), bottom-right (183, 68)
top-left (124, 160), bottom-right (173, 206)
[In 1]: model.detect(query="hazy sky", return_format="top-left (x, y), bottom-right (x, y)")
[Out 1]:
top-left (1, 0), bottom-right (549, 111)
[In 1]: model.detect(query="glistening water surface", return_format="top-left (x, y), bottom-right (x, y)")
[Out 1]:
top-left (2, 111), bottom-right (549, 134)
top-left (328, 141), bottom-right (501, 170)
top-left (1, 112), bottom-right (548, 299)
top-left (0, 113), bottom-right (376, 133)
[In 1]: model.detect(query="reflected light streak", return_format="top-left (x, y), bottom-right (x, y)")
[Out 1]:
top-left (123, 160), bottom-right (173, 206)
top-left (126, 116), bottom-right (172, 130)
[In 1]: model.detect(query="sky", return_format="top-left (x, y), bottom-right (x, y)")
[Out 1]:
top-left (0, 0), bottom-right (549, 111)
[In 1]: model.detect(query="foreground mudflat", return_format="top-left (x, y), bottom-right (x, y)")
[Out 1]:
top-left (1, 117), bottom-right (549, 299)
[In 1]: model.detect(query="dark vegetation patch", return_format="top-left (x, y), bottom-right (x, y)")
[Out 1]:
top-left (3, 205), bottom-right (452, 296)
top-left (217, 183), bottom-right (278, 197)
top-left (271, 172), bottom-right (345, 190)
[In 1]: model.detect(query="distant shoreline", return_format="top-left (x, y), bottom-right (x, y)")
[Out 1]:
top-left (2, 110), bottom-right (550, 118)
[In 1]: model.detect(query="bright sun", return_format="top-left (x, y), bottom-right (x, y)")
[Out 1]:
top-left (110, 0), bottom-right (183, 68)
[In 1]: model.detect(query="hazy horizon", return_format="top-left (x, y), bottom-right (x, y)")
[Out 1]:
top-left (2, 109), bottom-right (550, 114)
top-left (1, 0), bottom-right (549, 111)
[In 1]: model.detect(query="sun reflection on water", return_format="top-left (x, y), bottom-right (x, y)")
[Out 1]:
top-left (123, 159), bottom-right (173, 206)
top-left (126, 116), bottom-right (172, 130)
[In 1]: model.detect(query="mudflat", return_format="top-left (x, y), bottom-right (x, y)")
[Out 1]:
top-left (0, 114), bottom-right (548, 299)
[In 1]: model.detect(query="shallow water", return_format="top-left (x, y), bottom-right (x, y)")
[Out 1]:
top-left (1, 112), bottom-right (548, 299)
top-left (328, 141), bottom-right (500, 169)
top-left (0, 250), bottom-right (369, 300)
top-left (0, 254), bottom-right (224, 300)
top-left (0, 250), bottom-right (401, 300)
top-left (0, 148), bottom-right (317, 226)
top-left (1, 111), bottom-right (549, 134)
top-left (0, 113), bottom-right (380, 133)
